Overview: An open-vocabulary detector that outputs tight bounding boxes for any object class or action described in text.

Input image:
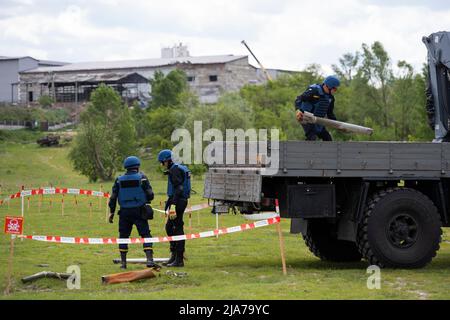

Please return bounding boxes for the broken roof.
[23,55,247,73]
[37,72,148,85]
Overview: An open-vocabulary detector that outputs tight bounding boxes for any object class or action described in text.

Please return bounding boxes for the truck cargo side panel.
[204,168,262,203]
[276,141,450,178]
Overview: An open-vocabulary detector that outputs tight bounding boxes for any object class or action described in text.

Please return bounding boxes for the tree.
[359,41,394,127]
[69,84,137,182]
[142,106,186,149]
[332,52,360,85]
[149,69,189,108]
[391,61,434,141]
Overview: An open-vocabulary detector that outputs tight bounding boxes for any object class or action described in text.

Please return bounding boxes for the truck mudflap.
[203,167,262,203]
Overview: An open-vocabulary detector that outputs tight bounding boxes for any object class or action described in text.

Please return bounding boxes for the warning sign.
[4,216,24,235]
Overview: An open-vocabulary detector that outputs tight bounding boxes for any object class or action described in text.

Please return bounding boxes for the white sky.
[1,0,449,74]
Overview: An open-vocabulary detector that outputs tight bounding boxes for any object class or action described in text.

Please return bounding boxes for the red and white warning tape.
[0,187,110,206]
[17,216,280,244]
[0,188,209,214]
[154,203,209,214]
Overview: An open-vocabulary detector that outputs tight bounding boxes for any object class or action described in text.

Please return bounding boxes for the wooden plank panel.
[392,159,441,171]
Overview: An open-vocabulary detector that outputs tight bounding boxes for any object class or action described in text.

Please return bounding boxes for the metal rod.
[241,40,273,81]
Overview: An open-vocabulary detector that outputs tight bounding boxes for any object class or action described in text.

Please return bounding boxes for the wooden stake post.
[38,194,42,214]
[275,199,287,275]
[20,187,24,241]
[215,212,219,239]
[99,185,103,210]
[20,186,24,218]
[4,234,15,295]
[74,195,78,216]
[4,216,24,295]
[105,198,109,223]
[63,194,66,216]
[188,212,192,232]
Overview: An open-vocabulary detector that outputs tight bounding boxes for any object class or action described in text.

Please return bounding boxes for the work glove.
[108,213,114,224]
[164,198,172,212]
[168,210,177,220]
[296,110,304,122]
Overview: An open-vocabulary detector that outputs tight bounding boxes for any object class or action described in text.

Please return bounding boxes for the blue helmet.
[123,156,141,169]
[324,75,340,89]
[158,149,173,162]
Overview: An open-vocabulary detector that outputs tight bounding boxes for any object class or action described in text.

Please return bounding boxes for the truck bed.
[274,141,450,178]
[204,141,450,202]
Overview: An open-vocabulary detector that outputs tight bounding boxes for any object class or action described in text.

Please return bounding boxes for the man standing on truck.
[158,149,191,267]
[295,75,340,141]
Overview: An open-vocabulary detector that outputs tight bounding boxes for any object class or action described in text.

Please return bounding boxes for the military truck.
[203,32,450,268]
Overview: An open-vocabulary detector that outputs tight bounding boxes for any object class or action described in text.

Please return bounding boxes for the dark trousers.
[118,207,152,252]
[302,124,333,141]
[165,198,188,253]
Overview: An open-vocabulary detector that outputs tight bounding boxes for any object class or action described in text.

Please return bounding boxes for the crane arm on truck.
[423,31,450,142]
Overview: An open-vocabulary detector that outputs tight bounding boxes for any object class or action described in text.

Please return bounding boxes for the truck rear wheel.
[303,221,362,262]
[357,188,442,268]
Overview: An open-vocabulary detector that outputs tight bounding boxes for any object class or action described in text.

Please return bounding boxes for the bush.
[0,129,43,143]
[38,95,54,108]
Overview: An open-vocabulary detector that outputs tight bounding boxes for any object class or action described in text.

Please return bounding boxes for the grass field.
[0,135,449,300]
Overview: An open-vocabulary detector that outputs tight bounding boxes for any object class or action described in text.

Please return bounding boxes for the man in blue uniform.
[157,149,191,267]
[109,156,157,269]
[295,75,340,141]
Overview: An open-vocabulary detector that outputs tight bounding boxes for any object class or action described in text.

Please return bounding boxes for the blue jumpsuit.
[165,163,191,254]
[109,169,154,253]
[295,83,337,141]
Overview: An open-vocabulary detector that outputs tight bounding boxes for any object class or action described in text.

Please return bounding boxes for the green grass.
[0,141,449,300]
[0,129,44,144]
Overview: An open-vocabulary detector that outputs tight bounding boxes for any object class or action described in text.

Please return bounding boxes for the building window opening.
[28,91,33,102]
[187,76,195,82]
[209,75,218,82]
[56,85,76,102]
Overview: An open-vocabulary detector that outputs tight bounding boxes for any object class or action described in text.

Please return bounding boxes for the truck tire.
[303,221,362,262]
[357,188,442,268]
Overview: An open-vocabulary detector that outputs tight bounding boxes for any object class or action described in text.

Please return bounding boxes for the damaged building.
[18,45,281,105]
[0,56,67,103]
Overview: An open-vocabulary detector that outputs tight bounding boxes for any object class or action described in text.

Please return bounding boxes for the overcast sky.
[1,0,449,74]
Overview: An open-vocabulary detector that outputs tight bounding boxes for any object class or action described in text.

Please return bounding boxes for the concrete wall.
[180,57,265,103]
[17,57,39,103]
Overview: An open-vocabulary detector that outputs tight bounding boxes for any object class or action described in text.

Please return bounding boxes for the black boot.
[145,249,161,269]
[167,251,184,267]
[120,251,127,269]
[163,251,176,266]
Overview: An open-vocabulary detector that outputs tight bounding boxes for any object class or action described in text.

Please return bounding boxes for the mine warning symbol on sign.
[4,216,24,235]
